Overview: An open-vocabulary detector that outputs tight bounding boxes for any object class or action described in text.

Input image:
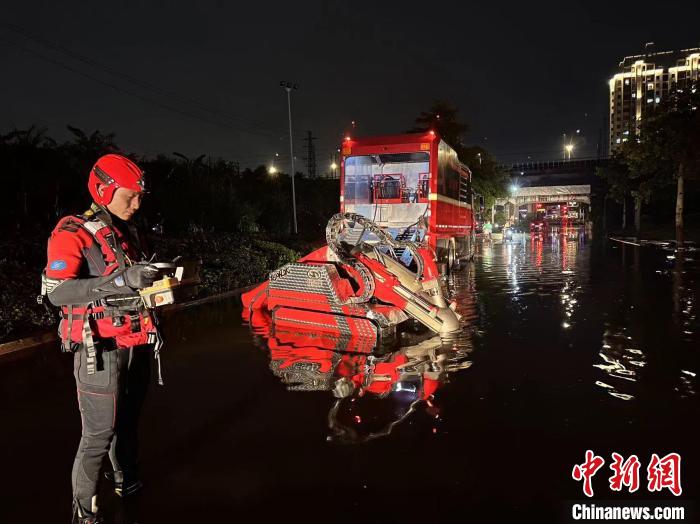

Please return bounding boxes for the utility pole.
[280,81,298,234]
[303,130,317,177]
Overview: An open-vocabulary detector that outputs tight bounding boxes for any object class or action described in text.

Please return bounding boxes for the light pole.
[280,81,298,234]
[510,183,519,223]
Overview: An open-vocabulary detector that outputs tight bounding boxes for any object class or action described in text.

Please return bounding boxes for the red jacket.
[45,205,154,348]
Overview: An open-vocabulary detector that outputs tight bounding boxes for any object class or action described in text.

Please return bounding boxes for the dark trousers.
[72,343,151,511]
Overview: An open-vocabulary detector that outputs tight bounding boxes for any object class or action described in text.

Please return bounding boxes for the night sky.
[2,1,699,169]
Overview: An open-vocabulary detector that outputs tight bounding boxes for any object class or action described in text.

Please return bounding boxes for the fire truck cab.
[340,132,475,270]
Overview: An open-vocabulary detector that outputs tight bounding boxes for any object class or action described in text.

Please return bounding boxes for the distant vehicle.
[530,220,546,233]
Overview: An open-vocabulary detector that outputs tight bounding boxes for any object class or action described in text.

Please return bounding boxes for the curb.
[0,285,255,358]
[0,331,58,357]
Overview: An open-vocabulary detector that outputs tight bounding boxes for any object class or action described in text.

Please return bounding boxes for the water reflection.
[248,327,473,442]
[592,243,698,401]
[594,326,646,401]
[670,252,698,397]
[238,230,699,444]
[671,254,696,342]
[476,232,696,402]
[476,231,590,304]
[677,369,696,398]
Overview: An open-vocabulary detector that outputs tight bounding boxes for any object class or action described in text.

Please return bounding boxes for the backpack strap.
[80,215,128,271]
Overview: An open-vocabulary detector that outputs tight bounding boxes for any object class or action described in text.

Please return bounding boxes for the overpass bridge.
[494,158,608,222]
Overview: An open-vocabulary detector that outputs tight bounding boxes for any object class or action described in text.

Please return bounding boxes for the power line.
[0,20,289,140]
[2,23,596,168]
[0,35,290,147]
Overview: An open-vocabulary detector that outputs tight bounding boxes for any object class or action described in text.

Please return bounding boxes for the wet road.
[1,233,698,522]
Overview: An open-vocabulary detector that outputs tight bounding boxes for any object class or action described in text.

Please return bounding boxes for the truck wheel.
[468,231,476,261]
[447,238,457,273]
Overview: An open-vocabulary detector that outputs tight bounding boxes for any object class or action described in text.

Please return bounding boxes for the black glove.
[123,264,160,289]
[47,273,135,306]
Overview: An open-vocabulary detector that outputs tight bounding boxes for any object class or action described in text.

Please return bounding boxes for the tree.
[410,101,507,215]
[64,126,118,168]
[634,81,700,248]
[616,140,659,241]
[409,100,468,151]
[596,155,632,231]
[2,125,59,221]
[2,125,56,149]
[597,82,699,243]
[462,146,509,214]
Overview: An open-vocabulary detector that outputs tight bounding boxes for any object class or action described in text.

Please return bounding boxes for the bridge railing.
[500,157,608,173]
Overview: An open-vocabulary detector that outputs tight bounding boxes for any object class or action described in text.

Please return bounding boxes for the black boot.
[72,498,103,524]
[104,469,143,497]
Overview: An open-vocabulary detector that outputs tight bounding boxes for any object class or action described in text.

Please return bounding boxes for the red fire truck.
[340,132,476,270]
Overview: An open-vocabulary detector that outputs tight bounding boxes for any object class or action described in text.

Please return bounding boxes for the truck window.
[344,152,430,204]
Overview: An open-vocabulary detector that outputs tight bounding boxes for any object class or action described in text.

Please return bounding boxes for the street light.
[565,143,574,160]
[280,80,299,234]
[268,165,278,175]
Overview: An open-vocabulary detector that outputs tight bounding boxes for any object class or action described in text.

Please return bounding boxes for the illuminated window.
[616,138,621,144]
[655,97,661,103]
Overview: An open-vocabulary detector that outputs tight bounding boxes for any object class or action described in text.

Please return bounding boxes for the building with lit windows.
[609,43,700,152]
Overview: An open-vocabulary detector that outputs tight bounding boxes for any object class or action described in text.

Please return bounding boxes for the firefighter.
[42,154,160,524]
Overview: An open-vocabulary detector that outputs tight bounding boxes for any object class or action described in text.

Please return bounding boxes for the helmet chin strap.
[90,202,124,226]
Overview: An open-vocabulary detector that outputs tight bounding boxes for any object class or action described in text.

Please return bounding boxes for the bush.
[0,229,300,343]
[150,231,299,296]
[0,232,56,342]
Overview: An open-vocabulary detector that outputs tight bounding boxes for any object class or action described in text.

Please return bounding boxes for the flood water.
[1,233,698,522]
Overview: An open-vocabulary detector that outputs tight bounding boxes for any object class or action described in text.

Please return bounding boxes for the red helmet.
[88,154,146,205]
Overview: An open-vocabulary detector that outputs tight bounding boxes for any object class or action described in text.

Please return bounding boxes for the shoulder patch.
[50,260,68,271]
